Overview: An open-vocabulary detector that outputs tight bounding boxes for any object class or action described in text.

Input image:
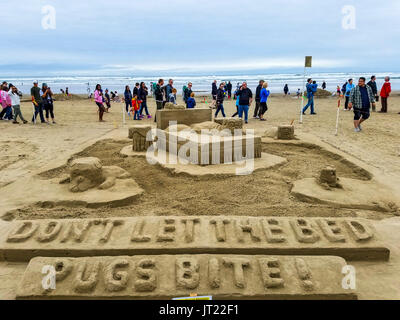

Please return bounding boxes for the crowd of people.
[300,75,393,132]
[1,75,395,133]
[0,80,56,124]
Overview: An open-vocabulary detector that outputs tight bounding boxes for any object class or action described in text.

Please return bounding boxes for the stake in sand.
[300,56,312,124]
[335,96,341,136]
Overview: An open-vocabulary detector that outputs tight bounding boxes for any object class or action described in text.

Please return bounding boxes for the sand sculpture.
[164,102,186,110]
[319,166,342,190]
[0,216,389,262]
[128,125,153,152]
[292,165,399,212]
[60,157,131,192]
[277,125,295,140]
[156,107,212,130]
[16,255,357,299]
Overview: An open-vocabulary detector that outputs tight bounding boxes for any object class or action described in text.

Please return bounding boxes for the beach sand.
[0,93,400,299]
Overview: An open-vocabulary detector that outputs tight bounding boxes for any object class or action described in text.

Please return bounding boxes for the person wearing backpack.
[154,79,164,122]
[301,78,317,115]
[183,82,193,107]
[344,79,355,111]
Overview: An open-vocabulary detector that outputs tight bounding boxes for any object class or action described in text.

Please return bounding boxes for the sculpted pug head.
[68,157,104,193]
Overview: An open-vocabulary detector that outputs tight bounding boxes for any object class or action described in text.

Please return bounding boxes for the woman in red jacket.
[379,76,391,113]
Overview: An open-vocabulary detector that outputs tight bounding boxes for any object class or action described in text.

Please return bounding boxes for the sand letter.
[258,258,284,289]
[6,221,38,243]
[156,219,176,242]
[290,219,320,243]
[210,219,230,242]
[222,257,250,289]
[261,219,286,243]
[234,218,262,243]
[36,221,62,243]
[60,220,92,243]
[345,220,374,242]
[208,258,221,289]
[104,259,130,292]
[181,218,200,243]
[134,259,157,292]
[131,219,151,242]
[176,257,200,290]
[317,219,346,243]
[73,260,101,293]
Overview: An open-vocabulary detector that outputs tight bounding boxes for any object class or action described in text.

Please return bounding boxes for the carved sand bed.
[6,139,394,221]
[16,255,356,300]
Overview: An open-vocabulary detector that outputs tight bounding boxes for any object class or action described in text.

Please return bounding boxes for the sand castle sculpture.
[59,157,131,192]
[318,166,343,190]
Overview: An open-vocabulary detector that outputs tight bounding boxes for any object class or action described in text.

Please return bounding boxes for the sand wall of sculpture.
[157,131,262,165]
[16,255,356,299]
[156,108,212,130]
[0,216,389,261]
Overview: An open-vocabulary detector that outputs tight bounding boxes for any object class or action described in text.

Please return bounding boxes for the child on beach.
[186,92,196,108]
[169,88,177,104]
[131,95,142,120]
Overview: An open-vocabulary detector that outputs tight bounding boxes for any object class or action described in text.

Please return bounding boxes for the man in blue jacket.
[344,79,355,110]
[302,79,317,115]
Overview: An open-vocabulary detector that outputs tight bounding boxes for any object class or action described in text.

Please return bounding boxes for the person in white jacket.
[9,84,27,124]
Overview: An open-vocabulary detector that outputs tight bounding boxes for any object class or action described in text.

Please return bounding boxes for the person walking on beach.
[253,80,264,119]
[237,82,253,124]
[183,82,193,107]
[367,76,378,111]
[94,84,106,122]
[215,83,226,118]
[154,79,164,122]
[284,84,289,96]
[341,81,347,96]
[379,76,391,113]
[232,87,240,117]
[41,83,56,124]
[0,82,13,121]
[31,80,46,124]
[344,79,354,111]
[139,82,151,118]
[302,78,317,115]
[124,86,133,114]
[259,82,270,121]
[227,81,232,99]
[211,80,218,102]
[104,89,111,111]
[8,84,27,124]
[322,81,327,90]
[349,77,376,132]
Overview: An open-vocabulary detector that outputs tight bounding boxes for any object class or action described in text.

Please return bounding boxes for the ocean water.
[3,72,399,96]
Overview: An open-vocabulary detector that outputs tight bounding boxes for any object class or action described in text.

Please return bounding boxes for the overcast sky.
[1,0,399,76]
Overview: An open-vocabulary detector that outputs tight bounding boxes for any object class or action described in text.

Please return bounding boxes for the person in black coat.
[253,80,264,118]
[211,80,218,101]
[227,81,232,99]
[367,75,378,111]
